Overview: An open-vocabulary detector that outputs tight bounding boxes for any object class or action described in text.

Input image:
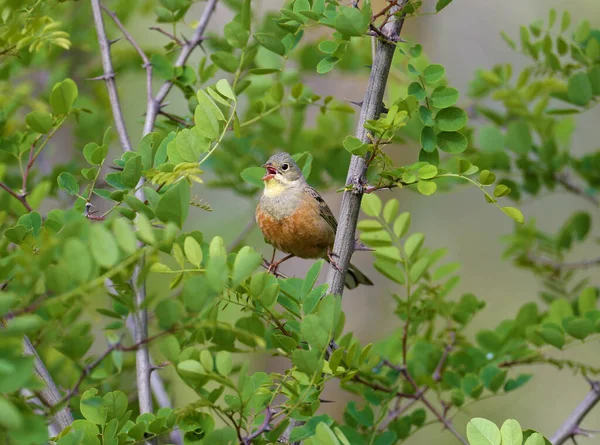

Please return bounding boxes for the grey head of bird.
[261,152,304,185]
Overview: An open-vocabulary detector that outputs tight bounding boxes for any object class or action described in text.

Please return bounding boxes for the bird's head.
[261,152,303,196]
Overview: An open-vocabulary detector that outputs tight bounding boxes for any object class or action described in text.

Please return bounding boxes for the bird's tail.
[345,263,374,289]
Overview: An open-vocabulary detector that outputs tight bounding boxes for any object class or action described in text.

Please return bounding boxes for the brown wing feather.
[305,186,337,233]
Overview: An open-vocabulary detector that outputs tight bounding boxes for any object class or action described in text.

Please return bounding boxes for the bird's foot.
[327,249,343,273]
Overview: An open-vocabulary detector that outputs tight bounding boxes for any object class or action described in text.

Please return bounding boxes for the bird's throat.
[263,179,287,198]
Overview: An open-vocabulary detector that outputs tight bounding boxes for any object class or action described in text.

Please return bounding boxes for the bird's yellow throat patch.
[263,178,288,198]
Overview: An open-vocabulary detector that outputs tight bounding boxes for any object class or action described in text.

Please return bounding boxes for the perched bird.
[255,152,373,289]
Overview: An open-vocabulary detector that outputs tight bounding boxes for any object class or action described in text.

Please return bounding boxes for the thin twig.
[527,253,600,272]
[324,1,408,296]
[551,380,600,445]
[0,181,32,212]
[54,342,120,408]
[228,219,256,252]
[433,331,456,382]
[149,26,184,45]
[143,0,218,135]
[90,0,133,153]
[242,407,275,444]
[555,172,599,207]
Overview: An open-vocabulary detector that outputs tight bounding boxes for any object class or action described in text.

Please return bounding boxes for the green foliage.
[0,1,599,445]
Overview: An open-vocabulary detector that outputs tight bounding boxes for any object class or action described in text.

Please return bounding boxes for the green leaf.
[560,10,571,32]
[0,397,24,430]
[80,389,107,426]
[315,423,340,445]
[167,128,210,163]
[317,57,340,74]
[417,179,437,196]
[216,79,236,101]
[382,199,399,223]
[419,106,434,126]
[430,86,459,108]
[393,212,411,238]
[122,155,142,188]
[50,78,78,115]
[155,180,190,228]
[479,170,496,185]
[195,90,225,140]
[421,127,437,152]
[64,238,93,282]
[90,225,119,268]
[408,82,426,100]
[361,194,382,217]
[524,433,545,445]
[210,51,239,73]
[232,246,262,286]
[224,20,249,48]
[26,111,53,133]
[335,7,369,38]
[538,324,565,349]
[216,351,233,376]
[184,236,203,268]
[506,121,532,155]
[437,131,468,153]
[504,374,532,392]
[301,314,330,349]
[478,125,504,152]
[423,64,445,83]
[255,33,286,56]
[563,317,593,339]
[240,167,264,188]
[567,72,593,106]
[57,172,79,196]
[435,107,467,131]
[435,0,453,12]
[500,419,523,445]
[501,207,524,224]
[343,136,368,156]
[156,299,184,329]
[292,349,323,375]
[404,233,424,258]
[466,418,501,445]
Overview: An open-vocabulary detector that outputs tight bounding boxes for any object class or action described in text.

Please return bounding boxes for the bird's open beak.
[261,163,277,181]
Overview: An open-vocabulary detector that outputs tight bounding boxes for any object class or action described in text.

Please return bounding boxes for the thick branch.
[551,380,600,445]
[23,337,74,430]
[100,5,154,113]
[325,2,408,296]
[90,0,133,152]
[91,1,153,434]
[143,0,218,135]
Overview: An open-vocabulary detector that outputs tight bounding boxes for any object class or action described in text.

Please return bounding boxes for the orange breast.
[256,197,335,259]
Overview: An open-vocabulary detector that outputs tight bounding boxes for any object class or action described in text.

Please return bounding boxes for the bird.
[255,152,373,289]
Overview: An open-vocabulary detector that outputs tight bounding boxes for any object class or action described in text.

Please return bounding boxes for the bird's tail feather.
[345,263,374,289]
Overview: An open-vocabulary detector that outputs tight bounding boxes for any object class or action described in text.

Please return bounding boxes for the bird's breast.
[256,192,334,259]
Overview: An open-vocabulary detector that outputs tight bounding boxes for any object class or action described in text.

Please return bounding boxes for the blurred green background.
[101,0,600,442]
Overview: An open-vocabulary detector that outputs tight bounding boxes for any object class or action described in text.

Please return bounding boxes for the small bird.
[255,152,373,289]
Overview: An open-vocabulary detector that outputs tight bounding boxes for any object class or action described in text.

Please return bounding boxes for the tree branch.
[551,380,600,445]
[100,5,153,112]
[555,172,599,207]
[23,337,74,430]
[0,181,32,212]
[527,253,600,272]
[90,0,133,153]
[142,0,218,135]
[325,1,408,296]
[90,3,153,437]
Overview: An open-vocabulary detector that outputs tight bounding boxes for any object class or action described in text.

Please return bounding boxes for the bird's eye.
[281,163,289,171]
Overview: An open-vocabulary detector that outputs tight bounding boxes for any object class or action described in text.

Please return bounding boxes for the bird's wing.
[305,186,338,233]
